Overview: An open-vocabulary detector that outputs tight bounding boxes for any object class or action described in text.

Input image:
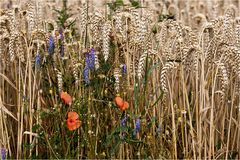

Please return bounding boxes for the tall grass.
[0,0,240,159]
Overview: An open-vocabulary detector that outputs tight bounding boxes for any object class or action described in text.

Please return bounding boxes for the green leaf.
[110,139,121,155]
[115,0,124,6]
[125,138,142,144]
[130,0,140,8]
[134,83,140,109]
[32,124,40,132]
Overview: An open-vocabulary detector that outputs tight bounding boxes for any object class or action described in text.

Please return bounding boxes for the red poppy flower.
[120,101,129,111]
[60,91,72,105]
[115,96,124,108]
[67,112,81,131]
[114,96,129,111]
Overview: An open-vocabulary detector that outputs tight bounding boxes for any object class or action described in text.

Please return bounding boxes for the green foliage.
[107,0,124,11]
[105,124,142,156]
[129,0,141,8]
[54,0,76,29]
[107,0,142,12]
[158,14,175,22]
[151,25,157,34]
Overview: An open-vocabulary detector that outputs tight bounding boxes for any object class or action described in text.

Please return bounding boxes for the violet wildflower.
[35,53,41,68]
[89,48,96,68]
[1,148,6,160]
[83,66,90,84]
[86,48,95,70]
[122,64,127,75]
[48,35,55,56]
[133,118,141,139]
[121,116,127,127]
[135,118,140,133]
[83,48,96,84]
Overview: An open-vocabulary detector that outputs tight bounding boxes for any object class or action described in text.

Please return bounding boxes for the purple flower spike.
[135,118,140,133]
[83,48,96,84]
[86,48,95,70]
[90,48,96,54]
[122,64,127,75]
[48,35,55,56]
[1,148,6,160]
[121,116,127,127]
[83,66,90,84]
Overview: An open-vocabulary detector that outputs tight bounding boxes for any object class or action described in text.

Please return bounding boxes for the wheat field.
[0,0,240,159]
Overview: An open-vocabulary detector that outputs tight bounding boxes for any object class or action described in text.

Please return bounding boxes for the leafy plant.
[54,0,76,29]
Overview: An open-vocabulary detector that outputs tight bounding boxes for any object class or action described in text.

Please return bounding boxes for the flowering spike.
[1,148,6,160]
[95,52,100,70]
[121,64,127,75]
[135,118,140,133]
[83,66,90,84]
[56,70,63,93]
[102,21,111,61]
[121,116,127,127]
[48,35,55,56]
[86,48,95,70]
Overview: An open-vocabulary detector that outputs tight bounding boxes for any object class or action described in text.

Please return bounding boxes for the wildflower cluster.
[1,0,239,159]
[114,96,129,111]
[83,48,96,84]
[48,35,55,56]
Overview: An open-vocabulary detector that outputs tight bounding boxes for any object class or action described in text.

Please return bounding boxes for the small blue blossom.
[121,116,127,127]
[35,53,41,68]
[1,148,6,160]
[83,66,90,84]
[86,48,95,70]
[122,64,127,75]
[48,35,55,56]
[135,118,140,133]
[83,48,96,84]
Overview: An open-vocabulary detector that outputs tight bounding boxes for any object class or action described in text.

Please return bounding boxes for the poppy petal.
[75,120,81,128]
[67,119,81,131]
[115,96,124,108]
[123,101,129,108]
[121,101,129,111]
[68,124,76,131]
[60,91,72,105]
[67,118,75,126]
[68,111,79,119]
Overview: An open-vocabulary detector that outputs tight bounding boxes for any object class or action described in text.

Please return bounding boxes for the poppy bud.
[115,96,124,108]
[60,91,72,105]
